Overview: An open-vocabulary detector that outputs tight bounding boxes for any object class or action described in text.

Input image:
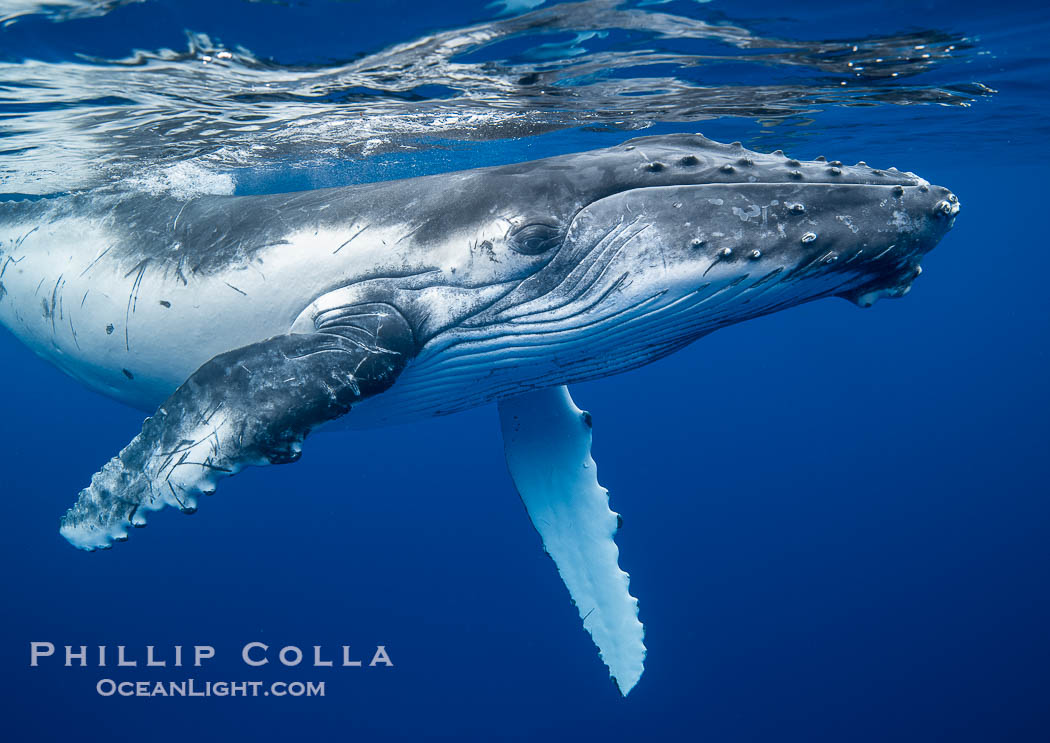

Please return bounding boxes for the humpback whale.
[0,134,959,694]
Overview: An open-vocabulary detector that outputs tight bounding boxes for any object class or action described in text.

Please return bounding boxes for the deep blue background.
[2,1,1048,741]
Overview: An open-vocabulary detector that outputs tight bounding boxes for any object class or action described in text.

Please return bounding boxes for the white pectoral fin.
[60,311,413,552]
[498,385,645,695]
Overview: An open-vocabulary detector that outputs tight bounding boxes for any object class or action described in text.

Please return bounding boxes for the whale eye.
[509,222,561,255]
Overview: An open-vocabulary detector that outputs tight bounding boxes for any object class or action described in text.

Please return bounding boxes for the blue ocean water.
[1,0,1047,740]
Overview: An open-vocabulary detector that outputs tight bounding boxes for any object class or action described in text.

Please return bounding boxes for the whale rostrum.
[0,134,959,694]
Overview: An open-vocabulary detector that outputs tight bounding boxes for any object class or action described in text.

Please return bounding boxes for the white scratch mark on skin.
[172,201,190,233]
[872,243,897,261]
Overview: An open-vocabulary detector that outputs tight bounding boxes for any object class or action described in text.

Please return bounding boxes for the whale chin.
[840,264,923,308]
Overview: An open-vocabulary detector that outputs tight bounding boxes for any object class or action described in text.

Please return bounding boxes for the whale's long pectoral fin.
[60,306,413,550]
[498,386,645,695]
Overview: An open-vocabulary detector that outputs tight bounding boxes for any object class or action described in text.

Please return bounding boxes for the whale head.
[451,134,959,374]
